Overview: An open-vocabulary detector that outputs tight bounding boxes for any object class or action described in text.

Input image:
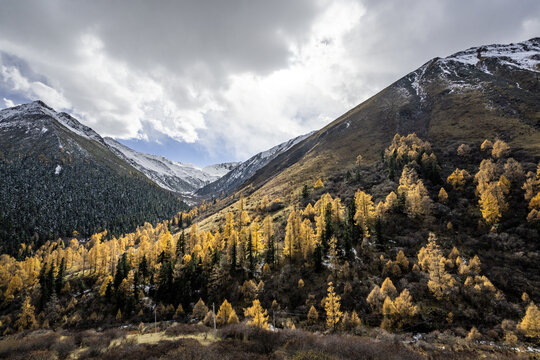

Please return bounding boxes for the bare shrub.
[164,323,209,336]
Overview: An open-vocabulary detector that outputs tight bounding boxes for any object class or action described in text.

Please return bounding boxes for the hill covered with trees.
[0,101,187,255]
[0,133,539,358]
[0,39,539,359]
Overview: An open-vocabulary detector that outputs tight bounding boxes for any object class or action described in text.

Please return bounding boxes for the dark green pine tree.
[314,243,324,272]
[138,255,149,280]
[38,264,50,309]
[157,261,174,304]
[247,232,254,277]
[133,269,140,301]
[47,263,56,297]
[55,257,66,294]
[302,184,310,199]
[176,231,186,259]
[265,235,275,268]
[114,253,129,289]
[230,239,237,273]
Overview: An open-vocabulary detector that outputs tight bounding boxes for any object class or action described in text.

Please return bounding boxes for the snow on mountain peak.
[442,37,540,73]
[104,137,236,194]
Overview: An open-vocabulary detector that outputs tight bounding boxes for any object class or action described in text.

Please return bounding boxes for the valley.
[0,37,539,360]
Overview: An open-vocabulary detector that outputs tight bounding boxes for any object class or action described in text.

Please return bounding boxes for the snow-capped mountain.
[196,132,313,197]
[0,100,186,253]
[104,137,236,194]
[230,38,540,204]
[402,37,540,104]
[202,162,240,178]
[0,101,111,160]
[0,100,239,196]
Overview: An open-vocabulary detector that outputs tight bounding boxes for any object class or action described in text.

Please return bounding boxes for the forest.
[0,152,186,255]
[0,134,539,359]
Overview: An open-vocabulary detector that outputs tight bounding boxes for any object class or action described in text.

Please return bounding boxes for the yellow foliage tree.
[324,282,343,330]
[314,178,324,189]
[192,298,209,321]
[381,289,417,330]
[216,299,236,326]
[307,305,319,324]
[479,187,503,225]
[438,187,448,203]
[228,311,239,324]
[428,258,458,300]
[174,304,184,318]
[354,190,375,238]
[15,296,37,331]
[396,250,409,271]
[98,275,113,297]
[244,299,269,329]
[529,192,540,210]
[517,302,540,339]
[447,169,470,191]
[381,277,397,299]
[492,139,510,158]
[366,285,385,312]
[480,139,493,151]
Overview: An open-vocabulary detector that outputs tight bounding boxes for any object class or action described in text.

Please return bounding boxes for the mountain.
[202,162,240,178]
[2,39,540,356]
[196,132,313,198]
[0,101,186,254]
[104,137,237,194]
[232,38,540,203]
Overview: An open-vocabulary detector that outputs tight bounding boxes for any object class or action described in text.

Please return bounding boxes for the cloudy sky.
[0,0,539,166]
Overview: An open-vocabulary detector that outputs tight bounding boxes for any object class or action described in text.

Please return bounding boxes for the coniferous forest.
[0,7,539,356]
[1,134,539,359]
[0,153,186,255]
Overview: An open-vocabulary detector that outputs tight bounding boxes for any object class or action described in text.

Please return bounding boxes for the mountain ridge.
[0,100,187,254]
[237,37,540,199]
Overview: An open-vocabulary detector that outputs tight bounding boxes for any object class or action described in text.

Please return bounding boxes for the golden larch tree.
[518,302,540,339]
[216,299,236,326]
[308,305,319,324]
[244,299,269,329]
[323,282,343,330]
[354,190,375,238]
[16,296,37,331]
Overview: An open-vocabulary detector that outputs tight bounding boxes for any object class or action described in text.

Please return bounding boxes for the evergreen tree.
[314,243,324,272]
[38,264,50,309]
[157,261,174,303]
[302,184,310,199]
[138,255,149,280]
[247,232,255,276]
[265,235,275,268]
[55,257,65,294]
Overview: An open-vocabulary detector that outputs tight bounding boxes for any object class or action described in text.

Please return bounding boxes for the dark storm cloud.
[0,0,320,82]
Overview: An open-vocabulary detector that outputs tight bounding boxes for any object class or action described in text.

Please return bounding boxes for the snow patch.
[410,63,428,102]
[443,39,540,74]
[104,137,221,193]
[54,165,62,175]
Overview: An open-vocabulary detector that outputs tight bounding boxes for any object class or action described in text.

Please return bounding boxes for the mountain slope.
[238,38,540,202]
[196,132,313,198]
[202,162,240,178]
[0,101,186,254]
[104,137,235,194]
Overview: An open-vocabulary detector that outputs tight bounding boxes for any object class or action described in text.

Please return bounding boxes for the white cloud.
[3,97,15,108]
[201,0,365,158]
[0,63,71,110]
